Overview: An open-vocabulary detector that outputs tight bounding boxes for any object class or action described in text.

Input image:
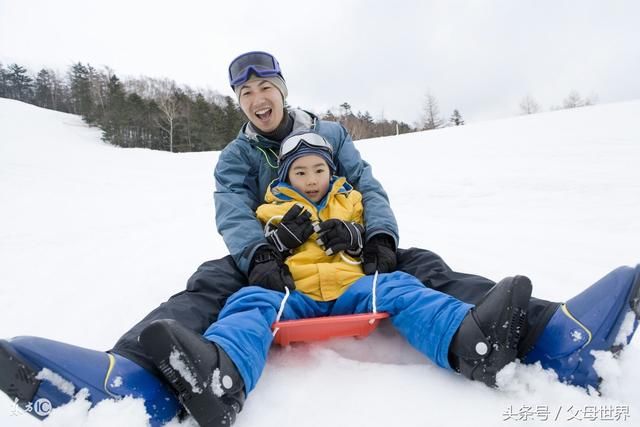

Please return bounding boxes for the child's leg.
[333,271,532,387]
[332,271,472,369]
[203,286,320,393]
[139,286,321,427]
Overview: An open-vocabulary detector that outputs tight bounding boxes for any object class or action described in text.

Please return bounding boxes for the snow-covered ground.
[1,97,639,426]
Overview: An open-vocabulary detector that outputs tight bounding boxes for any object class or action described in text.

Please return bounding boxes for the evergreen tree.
[68,63,94,120]
[125,93,152,148]
[0,63,8,98]
[101,74,128,146]
[34,69,55,109]
[221,96,245,143]
[449,109,465,126]
[189,94,214,151]
[6,63,34,102]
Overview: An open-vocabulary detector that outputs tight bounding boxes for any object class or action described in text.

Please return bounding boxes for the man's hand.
[314,219,364,256]
[362,234,397,274]
[248,246,296,292]
[266,204,314,252]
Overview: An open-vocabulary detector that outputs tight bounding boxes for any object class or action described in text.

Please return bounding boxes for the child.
[139,131,533,426]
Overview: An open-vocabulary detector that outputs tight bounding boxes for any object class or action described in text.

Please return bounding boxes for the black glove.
[314,219,365,256]
[248,246,296,292]
[362,234,397,274]
[266,204,314,253]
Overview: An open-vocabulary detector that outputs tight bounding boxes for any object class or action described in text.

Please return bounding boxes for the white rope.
[340,252,362,265]
[369,270,379,325]
[272,286,291,337]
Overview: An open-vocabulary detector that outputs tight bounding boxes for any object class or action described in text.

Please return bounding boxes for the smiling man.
[235,75,286,134]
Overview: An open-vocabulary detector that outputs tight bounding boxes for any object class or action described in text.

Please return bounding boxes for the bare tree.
[519,95,541,115]
[150,78,179,152]
[422,92,443,130]
[563,90,584,109]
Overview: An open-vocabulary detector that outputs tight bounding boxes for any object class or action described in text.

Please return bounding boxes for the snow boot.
[139,319,246,427]
[524,264,640,389]
[0,337,179,426]
[449,275,532,387]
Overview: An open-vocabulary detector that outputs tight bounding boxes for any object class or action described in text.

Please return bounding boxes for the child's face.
[287,155,331,203]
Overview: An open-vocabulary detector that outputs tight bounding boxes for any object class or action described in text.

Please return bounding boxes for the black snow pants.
[111,247,559,375]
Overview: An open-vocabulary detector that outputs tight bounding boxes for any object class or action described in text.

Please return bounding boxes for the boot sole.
[609,268,640,354]
[0,340,40,407]
[506,276,533,351]
[140,320,235,426]
[473,276,532,385]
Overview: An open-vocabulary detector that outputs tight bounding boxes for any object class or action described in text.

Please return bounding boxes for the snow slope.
[1,98,639,426]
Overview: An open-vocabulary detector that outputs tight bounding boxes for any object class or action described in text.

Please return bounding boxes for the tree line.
[1,62,600,151]
[0,62,247,152]
[0,61,430,152]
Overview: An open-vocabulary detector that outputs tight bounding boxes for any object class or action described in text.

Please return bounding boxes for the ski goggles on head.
[228,51,282,87]
[278,131,333,161]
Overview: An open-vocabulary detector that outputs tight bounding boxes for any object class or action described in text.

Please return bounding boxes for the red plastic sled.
[272,312,390,346]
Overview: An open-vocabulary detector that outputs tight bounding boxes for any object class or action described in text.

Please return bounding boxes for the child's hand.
[266,204,314,252]
[314,219,364,256]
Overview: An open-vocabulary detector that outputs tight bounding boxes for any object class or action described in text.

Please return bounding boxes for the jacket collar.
[265,176,352,210]
[239,109,318,149]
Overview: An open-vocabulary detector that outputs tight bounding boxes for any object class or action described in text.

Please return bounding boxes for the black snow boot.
[139,319,245,427]
[449,275,532,387]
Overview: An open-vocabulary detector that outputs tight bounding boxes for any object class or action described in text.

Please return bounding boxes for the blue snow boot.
[0,336,180,426]
[524,265,640,389]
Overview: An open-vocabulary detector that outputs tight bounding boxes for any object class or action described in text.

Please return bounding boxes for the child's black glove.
[248,246,296,292]
[266,204,314,253]
[314,219,365,256]
[362,234,397,274]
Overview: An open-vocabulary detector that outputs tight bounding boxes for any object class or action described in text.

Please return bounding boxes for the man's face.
[238,78,284,133]
[287,155,331,203]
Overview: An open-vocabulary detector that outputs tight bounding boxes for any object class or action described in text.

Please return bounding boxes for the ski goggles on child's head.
[228,51,282,88]
[278,131,334,161]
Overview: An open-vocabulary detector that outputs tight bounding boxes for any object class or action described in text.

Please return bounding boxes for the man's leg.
[396,247,559,357]
[111,255,247,374]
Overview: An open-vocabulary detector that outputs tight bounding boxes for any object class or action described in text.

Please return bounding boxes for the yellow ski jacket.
[256,177,365,301]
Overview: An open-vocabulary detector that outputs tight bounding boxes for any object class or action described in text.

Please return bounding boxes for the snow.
[614,311,637,347]
[169,349,202,394]
[35,368,76,397]
[1,97,639,426]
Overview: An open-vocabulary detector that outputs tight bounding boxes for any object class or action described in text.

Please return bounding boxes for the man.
[2,51,638,426]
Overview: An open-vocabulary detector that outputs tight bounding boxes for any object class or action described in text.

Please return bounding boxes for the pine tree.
[34,69,55,109]
[6,64,34,102]
[449,109,465,126]
[0,63,8,98]
[68,63,94,120]
[101,74,128,146]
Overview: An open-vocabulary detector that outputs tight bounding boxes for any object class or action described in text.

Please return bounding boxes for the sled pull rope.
[369,270,379,325]
[272,286,291,337]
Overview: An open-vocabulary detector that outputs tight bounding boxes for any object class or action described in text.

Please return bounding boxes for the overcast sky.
[1,0,639,125]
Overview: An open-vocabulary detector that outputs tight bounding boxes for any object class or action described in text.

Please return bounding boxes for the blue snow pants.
[203,271,473,393]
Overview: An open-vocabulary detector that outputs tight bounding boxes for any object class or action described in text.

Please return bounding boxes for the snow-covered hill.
[1,98,639,426]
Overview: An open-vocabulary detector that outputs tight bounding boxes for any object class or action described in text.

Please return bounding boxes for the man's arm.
[321,122,399,247]
[214,145,269,274]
